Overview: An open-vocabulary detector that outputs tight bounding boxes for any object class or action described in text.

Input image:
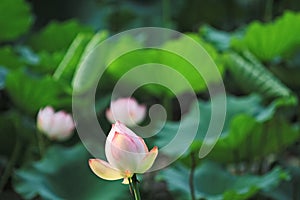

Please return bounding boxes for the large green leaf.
[0,47,25,69]
[224,51,297,107]
[54,31,108,85]
[33,51,65,74]
[106,34,223,97]
[71,31,116,93]
[199,25,235,51]
[27,20,93,53]
[154,94,271,149]
[158,161,289,200]
[108,48,199,97]
[14,46,65,74]
[207,115,300,163]
[5,70,71,115]
[53,33,93,82]
[154,94,299,163]
[13,144,127,200]
[270,65,300,89]
[0,0,33,42]
[231,11,300,61]
[262,166,300,200]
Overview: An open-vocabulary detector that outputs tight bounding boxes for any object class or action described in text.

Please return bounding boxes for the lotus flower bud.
[37,106,75,141]
[89,121,158,184]
[106,97,146,126]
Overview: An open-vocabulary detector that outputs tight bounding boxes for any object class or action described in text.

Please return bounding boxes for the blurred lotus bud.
[106,97,146,126]
[37,106,75,141]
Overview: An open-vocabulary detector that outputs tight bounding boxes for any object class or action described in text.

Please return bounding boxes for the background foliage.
[0,0,300,199]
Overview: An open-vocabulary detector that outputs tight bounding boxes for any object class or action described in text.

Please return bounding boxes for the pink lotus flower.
[106,97,146,126]
[89,121,158,184]
[37,106,75,141]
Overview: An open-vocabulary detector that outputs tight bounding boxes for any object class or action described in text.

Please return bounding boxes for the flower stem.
[128,178,134,199]
[0,139,22,192]
[129,174,141,200]
[189,152,196,200]
[36,130,45,157]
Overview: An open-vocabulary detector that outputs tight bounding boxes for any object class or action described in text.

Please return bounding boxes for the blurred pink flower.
[89,121,158,184]
[37,106,75,141]
[106,97,146,126]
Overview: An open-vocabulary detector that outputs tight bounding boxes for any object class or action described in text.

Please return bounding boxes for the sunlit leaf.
[231,11,300,61]
[106,34,223,97]
[224,51,296,106]
[53,33,93,82]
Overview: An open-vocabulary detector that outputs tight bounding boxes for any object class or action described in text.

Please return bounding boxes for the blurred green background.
[1,0,300,199]
[27,0,300,32]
